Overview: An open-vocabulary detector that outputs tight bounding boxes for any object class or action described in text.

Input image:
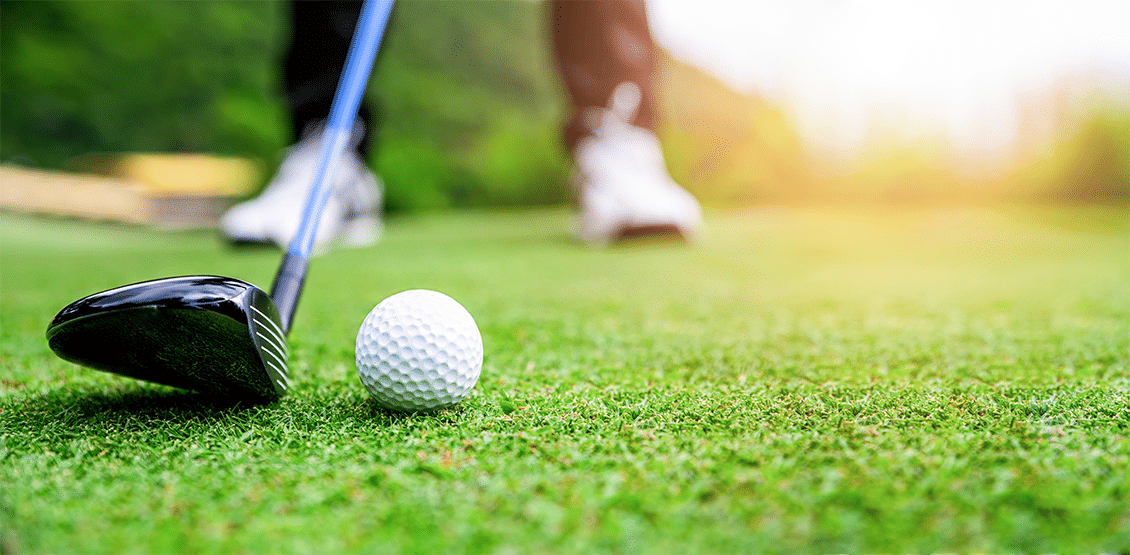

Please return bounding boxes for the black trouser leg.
[283,0,373,156]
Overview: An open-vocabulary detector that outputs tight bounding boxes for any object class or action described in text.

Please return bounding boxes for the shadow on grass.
[73,386,265,414]
[347,394,482,427]
[3,381,492,438]
[2,383,272,430]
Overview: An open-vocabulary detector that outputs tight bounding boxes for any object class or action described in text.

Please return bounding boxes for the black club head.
[47,276,289,401]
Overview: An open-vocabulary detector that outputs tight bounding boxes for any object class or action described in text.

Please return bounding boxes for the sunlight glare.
[649,0,1130,164]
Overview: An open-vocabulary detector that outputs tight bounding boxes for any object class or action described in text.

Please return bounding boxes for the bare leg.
[550,1,702,245]
[551,0,659,151]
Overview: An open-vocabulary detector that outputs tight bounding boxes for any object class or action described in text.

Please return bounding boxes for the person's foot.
[573,82,702,246]
[221,121,382,251]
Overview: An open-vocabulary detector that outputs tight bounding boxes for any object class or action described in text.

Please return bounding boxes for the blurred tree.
[368,0,570,211]
[655,50,810,205]
[1044,108,1129,201]
[0,1,289,167]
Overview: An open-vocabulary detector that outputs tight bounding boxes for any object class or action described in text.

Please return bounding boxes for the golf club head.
[47,276,289,401]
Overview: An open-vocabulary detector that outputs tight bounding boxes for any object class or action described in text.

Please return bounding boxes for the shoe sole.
[615,223,688,242]
[225,237,278,249]
[223,213,381,251]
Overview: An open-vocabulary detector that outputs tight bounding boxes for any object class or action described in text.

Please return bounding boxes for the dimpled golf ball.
[356,289,483,412]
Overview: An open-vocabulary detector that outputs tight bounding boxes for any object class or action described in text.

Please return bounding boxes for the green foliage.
[0,1,289,167]
[1,206,1128,552]
[1007,104,1130,201]
[656,54,812,206]
[368,1,569,211]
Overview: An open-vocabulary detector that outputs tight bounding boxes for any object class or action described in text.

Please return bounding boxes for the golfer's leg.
[550,0,702,245]
[221,0,383,249]
[551,0,658,151]
[284,0,373,155]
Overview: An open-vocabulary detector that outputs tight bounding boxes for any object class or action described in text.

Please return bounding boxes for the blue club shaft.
[290,0,393,258]
[271,0,394,333]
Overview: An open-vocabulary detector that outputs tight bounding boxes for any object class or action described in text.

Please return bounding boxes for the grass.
[1,204,1127,554]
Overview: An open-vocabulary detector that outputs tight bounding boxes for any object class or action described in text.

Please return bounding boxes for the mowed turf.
[1,205,1127,553]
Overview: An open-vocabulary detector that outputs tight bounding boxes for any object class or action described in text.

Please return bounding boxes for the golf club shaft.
[271,0,394,333]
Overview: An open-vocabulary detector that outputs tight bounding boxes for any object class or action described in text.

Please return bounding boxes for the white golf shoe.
[221,122,382,251]
[573,82,702,246]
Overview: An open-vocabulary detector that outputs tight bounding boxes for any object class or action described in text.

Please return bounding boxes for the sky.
[648,0,1130,162]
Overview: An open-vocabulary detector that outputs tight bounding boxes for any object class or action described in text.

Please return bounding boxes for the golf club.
[46,0,395,402]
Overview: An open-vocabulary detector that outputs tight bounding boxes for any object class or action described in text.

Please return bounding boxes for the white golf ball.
[355,289,483,412]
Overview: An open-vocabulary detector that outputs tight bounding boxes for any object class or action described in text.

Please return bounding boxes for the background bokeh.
[1,0,1126,213]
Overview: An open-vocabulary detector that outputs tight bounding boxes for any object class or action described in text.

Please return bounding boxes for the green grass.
[1,205,1127,554]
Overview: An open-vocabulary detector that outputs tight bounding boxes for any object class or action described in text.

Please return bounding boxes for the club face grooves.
[46,276,288,401]
[247,292,290,397]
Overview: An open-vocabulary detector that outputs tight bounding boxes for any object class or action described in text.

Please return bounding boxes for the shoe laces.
[578,83,670,191]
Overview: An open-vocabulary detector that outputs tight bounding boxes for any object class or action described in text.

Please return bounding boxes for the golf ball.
[355,289,483,412]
